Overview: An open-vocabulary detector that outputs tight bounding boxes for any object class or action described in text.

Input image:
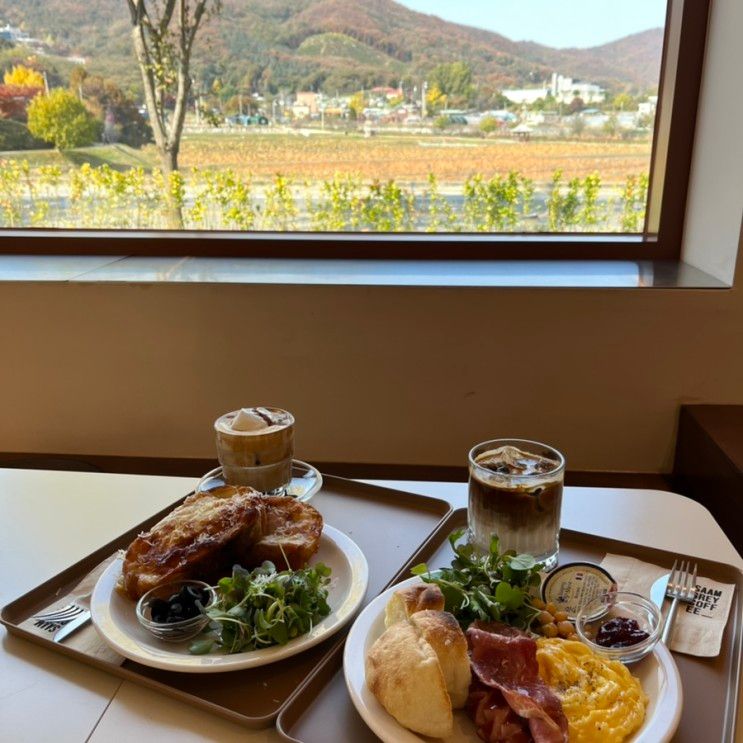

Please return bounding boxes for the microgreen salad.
[189,560,332,655]
[411,528,543,631]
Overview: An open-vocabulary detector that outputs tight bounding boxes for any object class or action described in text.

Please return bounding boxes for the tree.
[27,89,101,149]
[0,85,42,121]
[428,62,474,108]
[79,74,152,147]
[348,91,365,120]
[124,0,220,174]
[125,0,221,227]
[4,65,44,90]
[568,96,585,114]
[612,92,634,111]
[425,83,447,115]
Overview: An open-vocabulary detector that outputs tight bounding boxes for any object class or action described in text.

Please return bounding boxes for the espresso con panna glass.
[214,407,294,493]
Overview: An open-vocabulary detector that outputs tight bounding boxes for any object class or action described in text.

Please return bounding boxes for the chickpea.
[567,633,579,641]
[542,622,558,638]
[557,621,574,637]
[545,602,558,615]
[537,610,554,625]
[531,598,546,610]
[553,610,569,622]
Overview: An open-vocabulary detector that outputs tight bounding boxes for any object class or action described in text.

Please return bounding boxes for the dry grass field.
[178,131,652,185]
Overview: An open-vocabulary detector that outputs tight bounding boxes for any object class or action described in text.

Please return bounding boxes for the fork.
[660,559,698,645]
[32,603,87,632]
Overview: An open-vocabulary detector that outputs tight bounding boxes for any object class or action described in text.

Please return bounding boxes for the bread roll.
[366,620,454,738]
[384,583,445,627]
[409,610,471,709]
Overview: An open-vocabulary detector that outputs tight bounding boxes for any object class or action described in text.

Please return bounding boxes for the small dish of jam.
[575,591,662,664]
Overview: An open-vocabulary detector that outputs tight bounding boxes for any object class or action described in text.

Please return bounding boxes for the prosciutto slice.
[466,622,568,743]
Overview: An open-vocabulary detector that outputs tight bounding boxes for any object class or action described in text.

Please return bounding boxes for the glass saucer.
[195,459,322,502]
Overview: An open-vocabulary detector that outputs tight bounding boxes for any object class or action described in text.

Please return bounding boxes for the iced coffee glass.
[214,407,294,493]
[468,438,565,570]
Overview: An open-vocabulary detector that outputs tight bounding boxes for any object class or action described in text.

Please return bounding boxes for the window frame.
[0,0,710,261]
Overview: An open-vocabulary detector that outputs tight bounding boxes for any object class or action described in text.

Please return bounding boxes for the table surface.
[1,468,741,743]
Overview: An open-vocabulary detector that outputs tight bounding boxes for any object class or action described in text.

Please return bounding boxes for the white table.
[1,469,740,743]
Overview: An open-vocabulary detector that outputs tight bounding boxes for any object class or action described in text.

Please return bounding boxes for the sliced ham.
[466,622,568,743]
[467,682,531,742]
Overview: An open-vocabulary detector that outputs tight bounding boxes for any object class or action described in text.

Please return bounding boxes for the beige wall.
[2,0,743,475]
[2,263,743,473]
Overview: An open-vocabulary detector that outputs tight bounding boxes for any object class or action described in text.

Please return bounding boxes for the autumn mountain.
[0,0,662,99]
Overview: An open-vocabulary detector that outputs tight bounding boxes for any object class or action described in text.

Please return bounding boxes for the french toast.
[121,486,323,600]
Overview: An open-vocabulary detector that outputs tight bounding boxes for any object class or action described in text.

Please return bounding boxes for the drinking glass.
[468,438,565,570]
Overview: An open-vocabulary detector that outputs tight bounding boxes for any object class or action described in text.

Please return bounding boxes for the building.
[501,86,551,105]
[502,72,605,106]
[550,73,605,104]
[294,91,320,116]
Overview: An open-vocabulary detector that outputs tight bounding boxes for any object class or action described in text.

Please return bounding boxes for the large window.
[0,0,709,258]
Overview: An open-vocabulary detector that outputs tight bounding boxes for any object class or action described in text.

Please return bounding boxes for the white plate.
[91,525,368,673]
[344,576,683,743]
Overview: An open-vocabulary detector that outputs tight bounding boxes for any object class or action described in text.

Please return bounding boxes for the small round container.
[136,580,216,643]
[575,591,662,664]
[541,561,617,620]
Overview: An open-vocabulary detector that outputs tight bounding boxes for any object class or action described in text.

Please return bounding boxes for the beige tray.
[277,508,743,742]
[0,475,452,729]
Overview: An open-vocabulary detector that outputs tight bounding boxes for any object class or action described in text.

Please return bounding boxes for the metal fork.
[32,603,87,632]
[660,559,698,644]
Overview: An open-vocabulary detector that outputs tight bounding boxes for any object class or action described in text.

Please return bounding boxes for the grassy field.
[0,131,650,232]
[1,130,652,186]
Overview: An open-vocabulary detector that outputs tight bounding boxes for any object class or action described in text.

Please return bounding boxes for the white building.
[502,72,605,106]
[638,96,659,117]
[501,86,551,105]
[551,73,605,104]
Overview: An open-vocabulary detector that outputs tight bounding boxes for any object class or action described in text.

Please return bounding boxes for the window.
[0,0,709,259]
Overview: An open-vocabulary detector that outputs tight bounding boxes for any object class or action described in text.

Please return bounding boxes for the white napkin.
[600,553,735,657]
[20,553,124,665]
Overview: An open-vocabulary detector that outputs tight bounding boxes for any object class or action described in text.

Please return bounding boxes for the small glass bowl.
[575,591,662,664]
[135,580,216,643]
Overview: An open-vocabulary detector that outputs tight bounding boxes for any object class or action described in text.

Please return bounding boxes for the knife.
[650,573,670,610]
[53,610,92,643]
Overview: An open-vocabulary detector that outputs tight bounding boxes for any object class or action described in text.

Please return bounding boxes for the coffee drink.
[214,407,294,492]
[468,441,564,569]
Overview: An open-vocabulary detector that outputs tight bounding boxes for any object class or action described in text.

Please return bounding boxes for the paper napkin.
[600,553,736,657]
[19,553,124,665]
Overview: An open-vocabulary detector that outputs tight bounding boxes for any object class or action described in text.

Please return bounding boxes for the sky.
[396,1,667,49]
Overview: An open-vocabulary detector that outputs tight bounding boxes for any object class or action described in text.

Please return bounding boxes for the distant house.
[294,92,320,116]
[0,24,26,42]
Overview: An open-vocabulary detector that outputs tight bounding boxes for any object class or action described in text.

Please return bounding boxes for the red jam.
[595,617,650,648]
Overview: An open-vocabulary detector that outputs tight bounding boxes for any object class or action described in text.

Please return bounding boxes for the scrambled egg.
[536,638,647,743]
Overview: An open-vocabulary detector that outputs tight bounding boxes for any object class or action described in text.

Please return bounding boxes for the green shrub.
[0,119,49,151]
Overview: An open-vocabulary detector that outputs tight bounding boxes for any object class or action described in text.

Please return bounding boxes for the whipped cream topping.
[216,407,293,435]
[232,408,269,432]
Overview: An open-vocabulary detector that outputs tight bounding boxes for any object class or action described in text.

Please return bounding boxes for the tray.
[0,475,452,729]
[277,508,743,743]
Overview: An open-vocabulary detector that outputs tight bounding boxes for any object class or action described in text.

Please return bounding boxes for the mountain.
[0,0,662,99]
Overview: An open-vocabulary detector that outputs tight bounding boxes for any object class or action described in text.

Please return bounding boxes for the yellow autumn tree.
[425,84,447,115]
[4,64,44,89]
